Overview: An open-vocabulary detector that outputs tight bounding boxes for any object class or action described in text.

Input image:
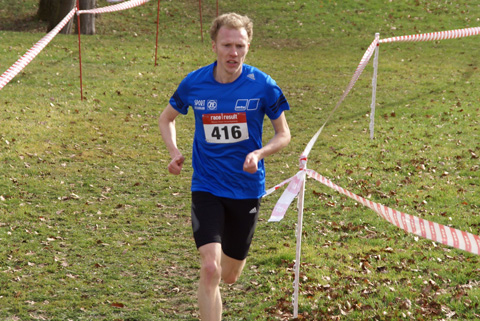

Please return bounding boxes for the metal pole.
[198,0,203,42]
[154,0,161,66]
[369,33,380,140]
[293,171,306,317]
[76,0,83,101]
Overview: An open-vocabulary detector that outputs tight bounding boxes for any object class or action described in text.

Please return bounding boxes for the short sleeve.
[169,77,190,115]
[264,76,290,120]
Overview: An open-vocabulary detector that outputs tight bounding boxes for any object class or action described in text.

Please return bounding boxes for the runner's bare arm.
[243,112,291,174]
[159,104,185,175]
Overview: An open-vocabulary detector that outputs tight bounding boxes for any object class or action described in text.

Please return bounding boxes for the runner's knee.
[201,260,222,285]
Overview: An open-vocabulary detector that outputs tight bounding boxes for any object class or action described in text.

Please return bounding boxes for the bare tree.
[37,0,96,35]
[37,0,56,22]
[79,0,96,35]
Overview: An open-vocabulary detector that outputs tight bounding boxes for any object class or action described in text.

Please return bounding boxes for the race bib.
[202,112,249,144]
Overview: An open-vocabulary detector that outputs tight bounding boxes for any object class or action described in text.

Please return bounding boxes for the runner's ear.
[212,40,217,53]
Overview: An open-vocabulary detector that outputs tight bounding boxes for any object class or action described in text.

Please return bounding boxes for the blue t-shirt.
[169,62,290,199]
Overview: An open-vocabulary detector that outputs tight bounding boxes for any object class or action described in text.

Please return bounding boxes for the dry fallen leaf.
[111,302,125,308]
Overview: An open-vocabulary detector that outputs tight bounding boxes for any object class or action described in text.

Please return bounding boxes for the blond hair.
[209,13,253,42]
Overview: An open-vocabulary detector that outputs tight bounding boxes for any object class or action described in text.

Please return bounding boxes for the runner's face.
[212,26,250,82]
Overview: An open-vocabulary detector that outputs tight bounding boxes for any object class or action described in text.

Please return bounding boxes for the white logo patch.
[235,98,260,111]
[247,99,260,111]
[194,99,206,110]
[207,100,218,110]
[234,99,248,111]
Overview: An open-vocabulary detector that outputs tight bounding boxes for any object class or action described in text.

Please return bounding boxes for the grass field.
[1,0,479,320]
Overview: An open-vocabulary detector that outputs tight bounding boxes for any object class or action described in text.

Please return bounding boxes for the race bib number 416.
[202,112,249,144]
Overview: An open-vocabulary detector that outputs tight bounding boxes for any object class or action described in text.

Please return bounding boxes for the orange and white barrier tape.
[379,26,480,44]
[266,26,480,317]
[302,38,379,151]
[264,175,295,197]
[0,0,150,92]
[267,25,480,256]
[0,8,76,91]
[267,163,480,255]
[268,169,306,222]
[77,0,149,15]
[267,156,307,222]
[305,169,480,256]
[265,39,379,219]
[272,26,480,162]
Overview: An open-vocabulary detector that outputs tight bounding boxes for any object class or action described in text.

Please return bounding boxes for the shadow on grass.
[0,15,47,33]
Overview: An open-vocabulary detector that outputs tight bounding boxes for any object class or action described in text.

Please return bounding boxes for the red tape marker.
[0,0,150,92]
[77,0,149,15]
[379,27,480,44]
[0,9,76,90]
[302,169,480,256]
[268,170,306,222]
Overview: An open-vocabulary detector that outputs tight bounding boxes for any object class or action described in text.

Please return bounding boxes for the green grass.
[1,0,480,320]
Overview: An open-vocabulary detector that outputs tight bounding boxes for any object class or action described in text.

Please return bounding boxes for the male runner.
[159,12,291,320]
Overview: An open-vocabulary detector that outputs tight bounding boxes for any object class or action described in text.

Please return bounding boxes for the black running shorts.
[191,191,261,260]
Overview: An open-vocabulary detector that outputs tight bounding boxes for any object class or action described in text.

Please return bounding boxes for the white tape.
[268,170,306,222]
[379,26,480,44]
[305,169,480,255]
[0,8,76,90]
[77,0,149,15]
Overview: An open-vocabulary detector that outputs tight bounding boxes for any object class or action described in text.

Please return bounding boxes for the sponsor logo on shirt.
[207,100,218,111]
[235,99,248,111]
[194,99,205,110]
[235,98,260,111]
[247,99,260,111]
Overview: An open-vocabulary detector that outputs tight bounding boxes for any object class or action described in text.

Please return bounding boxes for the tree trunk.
[79,0,96,35]
[42,0,75,34]
[37,0,55,22]
[58,0,76,34]
[38,0,96,35]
